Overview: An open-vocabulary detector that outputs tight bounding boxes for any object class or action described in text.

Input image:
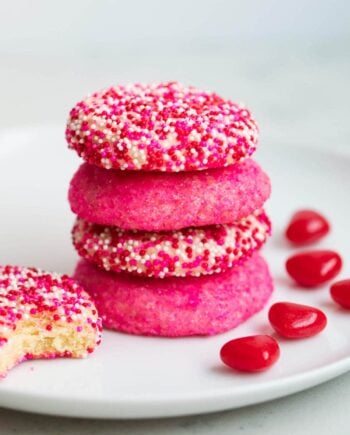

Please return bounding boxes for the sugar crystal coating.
[74,253,273,337]
[69,159,270,231]
[66,82,259,172]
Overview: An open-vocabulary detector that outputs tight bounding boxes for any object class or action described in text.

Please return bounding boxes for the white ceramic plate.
[0,126,349,419]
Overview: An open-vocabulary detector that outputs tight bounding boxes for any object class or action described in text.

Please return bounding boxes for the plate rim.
[1,356,350,419]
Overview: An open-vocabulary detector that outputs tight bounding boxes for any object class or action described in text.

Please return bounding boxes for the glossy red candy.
[330,280,350,309]
[286,250,342,287]
[286,210,330,245]
[220,335,280,373]
[268,302,327,338]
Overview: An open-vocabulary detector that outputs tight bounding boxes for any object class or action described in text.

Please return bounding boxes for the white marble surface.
[0,43,350,433]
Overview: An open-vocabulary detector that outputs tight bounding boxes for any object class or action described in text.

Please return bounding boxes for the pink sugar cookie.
[66,81,259,172]
[74,253,273,337]
[0,265,102,378]
[72,210,271,278]
[69,159,271,231]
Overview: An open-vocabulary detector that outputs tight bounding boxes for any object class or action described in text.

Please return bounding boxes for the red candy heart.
[330,280,350,309]
[286,250,342,287]
[268,302,327,338]
[220,335,280,373]
[285,210,330,245]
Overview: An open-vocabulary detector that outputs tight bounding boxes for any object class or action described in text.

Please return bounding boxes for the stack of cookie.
[66,82,273,337]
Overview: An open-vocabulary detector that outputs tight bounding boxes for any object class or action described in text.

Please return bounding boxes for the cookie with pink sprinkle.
[69,159,270,231]
[0,265,102,378]
[66,81,259,172]
[72,210,271,278]
[74,252,273,337]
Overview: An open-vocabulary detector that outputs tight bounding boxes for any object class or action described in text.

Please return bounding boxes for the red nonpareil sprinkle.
[286,210,330,245]
[66,82,259,172]
[268,302,327,338]
[0,337,8,347]
[285,250,342,288]
[220,335,280,373]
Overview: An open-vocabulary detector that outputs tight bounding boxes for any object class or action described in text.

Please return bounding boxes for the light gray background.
[0,0,350,433]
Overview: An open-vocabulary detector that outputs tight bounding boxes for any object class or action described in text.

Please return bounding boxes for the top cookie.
[66,82,259,172]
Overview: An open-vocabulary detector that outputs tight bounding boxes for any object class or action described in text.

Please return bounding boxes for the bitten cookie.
[69,159,271,231]
[74,253,273,337]
[0,265,102,378]
[66,81,259,172]
[72,210,271,278]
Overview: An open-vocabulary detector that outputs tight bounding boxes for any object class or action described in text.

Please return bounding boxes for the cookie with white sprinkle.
[66,82,259,172]
[0,265,102,378]
[72,210,271,278]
